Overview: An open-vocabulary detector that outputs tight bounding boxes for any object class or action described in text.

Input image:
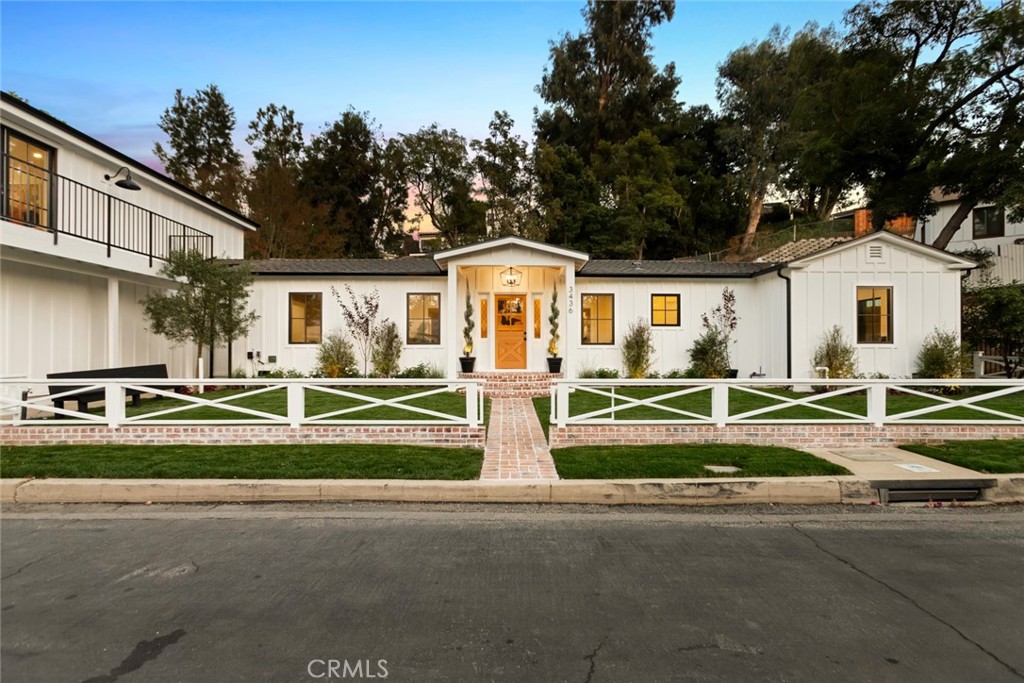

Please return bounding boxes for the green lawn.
[551,444,851,479]
[533,384,1024,437]
[900,440,1024,474]
[0,444,484,479]
[33,385,490,424]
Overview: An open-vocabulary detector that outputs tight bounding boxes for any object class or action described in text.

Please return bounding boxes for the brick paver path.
[481,398,559,480]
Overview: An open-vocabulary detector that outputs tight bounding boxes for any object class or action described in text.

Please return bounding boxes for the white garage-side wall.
[787,234,969,379]
[572,277,785,378]
[0,260,194,379]
[243,276,449,376]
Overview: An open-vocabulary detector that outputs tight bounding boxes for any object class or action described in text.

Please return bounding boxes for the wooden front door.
[495,295,527,369]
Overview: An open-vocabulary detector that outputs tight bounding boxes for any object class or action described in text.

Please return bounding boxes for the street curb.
[2,476,1019,506]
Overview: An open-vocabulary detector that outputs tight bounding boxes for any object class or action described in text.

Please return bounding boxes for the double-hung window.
[407,293,441,344]
[289,293,322,344]
[972,206,1004,239]
[856,287,893,344]
[581,294,614,345]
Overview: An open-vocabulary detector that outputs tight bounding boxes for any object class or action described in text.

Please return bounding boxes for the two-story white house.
[0,92,256,380]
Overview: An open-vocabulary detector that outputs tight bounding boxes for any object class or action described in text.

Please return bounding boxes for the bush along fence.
[548,378,1024,448]
[0,378,486,448]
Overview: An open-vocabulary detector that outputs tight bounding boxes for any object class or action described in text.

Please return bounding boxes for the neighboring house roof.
[579,260,777,277]
[0,91,259,231]
[756,236,854,263]
[786,230,976,269]
[234,258,443,276]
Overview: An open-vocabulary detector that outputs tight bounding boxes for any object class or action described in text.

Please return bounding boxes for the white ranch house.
[1,93,975,383]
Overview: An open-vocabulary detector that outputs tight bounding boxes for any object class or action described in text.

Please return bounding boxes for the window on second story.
[3,129,54,228]
[972,206,1005,239]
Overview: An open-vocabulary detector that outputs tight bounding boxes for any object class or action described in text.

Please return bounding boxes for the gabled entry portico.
[432,237,589,378]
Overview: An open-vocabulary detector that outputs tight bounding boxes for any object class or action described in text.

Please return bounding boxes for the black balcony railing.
[1,153,214,265]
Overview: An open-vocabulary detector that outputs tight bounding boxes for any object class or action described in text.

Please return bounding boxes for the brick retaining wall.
[0,425,486,449]
[549,424,1024,449]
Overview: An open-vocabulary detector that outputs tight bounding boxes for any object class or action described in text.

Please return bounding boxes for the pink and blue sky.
[1,1,854,169]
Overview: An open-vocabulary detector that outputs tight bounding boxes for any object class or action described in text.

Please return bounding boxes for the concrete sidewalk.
[2,447,1020,507]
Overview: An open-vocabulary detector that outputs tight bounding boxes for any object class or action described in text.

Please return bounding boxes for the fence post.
[555,382,569,428]
[287,383,304,428]
[712,382,729,427]
[105,383,125,429]
[466,382,479,428]
[867,383,886,427]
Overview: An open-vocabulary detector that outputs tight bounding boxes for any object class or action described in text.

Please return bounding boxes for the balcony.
[1,153,214,265]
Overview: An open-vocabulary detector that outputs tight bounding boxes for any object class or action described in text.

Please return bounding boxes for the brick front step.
[459,372,562,398]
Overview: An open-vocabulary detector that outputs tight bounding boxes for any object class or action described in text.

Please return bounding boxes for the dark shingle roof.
[228,258,443,276]
[579,260,778,278]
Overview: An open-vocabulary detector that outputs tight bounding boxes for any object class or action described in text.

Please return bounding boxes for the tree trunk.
[931,197,976,250]
[738,192,764,254]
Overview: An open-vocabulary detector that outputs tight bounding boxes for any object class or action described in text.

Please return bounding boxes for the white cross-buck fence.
[1,378,485,429]
[550,378,1024,428]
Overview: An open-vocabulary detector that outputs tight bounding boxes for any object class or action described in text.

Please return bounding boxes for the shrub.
[462,291,475,357]
[548,287,560,357]
[812,326,858,379]
[687,287,739,378]
[313,331,358,378]
[622,318,655,378]
[262,367,306,379]
[595,367,621,379]
[663,368,688,379]
[915,328,968,379]
[396,362,445,379]
[687,328,731,378]
[371,320,403,378]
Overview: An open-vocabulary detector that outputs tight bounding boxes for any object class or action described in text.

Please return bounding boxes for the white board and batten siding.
[1,260,194,379]
[788,237,965,379]
[573,276,787,378]
[243,277,449,376]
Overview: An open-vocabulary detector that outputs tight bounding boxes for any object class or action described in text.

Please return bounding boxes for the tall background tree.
[154,85,245,211]
[244,103,335,258]
[471,111,541,239]
[841,0,1024,233]
[403,124,485,248]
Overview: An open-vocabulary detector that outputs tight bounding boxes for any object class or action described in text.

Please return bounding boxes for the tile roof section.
[579,260,777,277]
[756,236,854,263]
[227,258,444,276]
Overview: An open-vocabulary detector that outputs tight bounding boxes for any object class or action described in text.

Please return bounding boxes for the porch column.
[447,266,459,378]
[107,277,120,368]
[564,266,576,379]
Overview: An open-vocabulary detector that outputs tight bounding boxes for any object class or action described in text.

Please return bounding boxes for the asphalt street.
[2,503,1022,683]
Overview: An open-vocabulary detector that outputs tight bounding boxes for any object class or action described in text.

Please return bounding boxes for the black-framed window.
[581,293,614,345]
[3,127,55,228]
[651,294,680,327]
[972,206,1005,239]
[407,293,441,345]
[289,293,322,344]
[856,286,893,344]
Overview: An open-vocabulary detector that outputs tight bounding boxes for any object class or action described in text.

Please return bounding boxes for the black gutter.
[776,268,792,379]
[1,91,259,230]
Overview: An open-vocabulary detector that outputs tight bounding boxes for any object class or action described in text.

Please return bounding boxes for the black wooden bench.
[46,364,170,412]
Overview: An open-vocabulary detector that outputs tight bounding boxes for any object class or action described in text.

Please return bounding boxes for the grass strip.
[900,440,1024,474]
[0,444,483,480]
[551,444,850,479]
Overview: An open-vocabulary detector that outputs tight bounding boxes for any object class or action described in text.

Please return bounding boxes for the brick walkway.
[480,398,559,480]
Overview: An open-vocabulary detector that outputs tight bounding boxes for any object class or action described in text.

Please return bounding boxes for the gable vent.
[866,244,886,263]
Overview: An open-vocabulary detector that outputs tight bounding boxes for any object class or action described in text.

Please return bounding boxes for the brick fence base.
[549,424,1024,449]
[0,425,486,449]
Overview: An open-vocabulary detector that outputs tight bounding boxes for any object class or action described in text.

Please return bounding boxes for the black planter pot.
[726,368,738,379]
[547,357,563,373]
[459,356,476,373]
